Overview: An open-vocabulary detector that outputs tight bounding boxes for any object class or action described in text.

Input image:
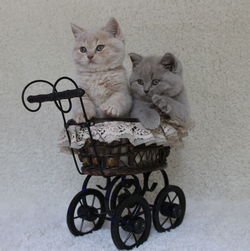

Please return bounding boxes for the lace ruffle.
[58,121,184,150]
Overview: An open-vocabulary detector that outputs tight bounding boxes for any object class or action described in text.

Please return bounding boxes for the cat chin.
[134,95,152,104]
[142,96,152,103]
[76,61,123,73]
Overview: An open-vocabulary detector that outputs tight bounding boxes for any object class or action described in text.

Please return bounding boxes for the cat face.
[129,53,183,101]
[72,18,125,72]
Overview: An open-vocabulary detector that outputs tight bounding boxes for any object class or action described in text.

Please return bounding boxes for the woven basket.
[78,138,170,176]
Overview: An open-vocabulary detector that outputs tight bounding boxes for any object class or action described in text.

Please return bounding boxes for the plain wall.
[0,0,250,213]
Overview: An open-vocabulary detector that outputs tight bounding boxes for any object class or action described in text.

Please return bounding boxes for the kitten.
[71,18,132,122]
[129,52,191,129]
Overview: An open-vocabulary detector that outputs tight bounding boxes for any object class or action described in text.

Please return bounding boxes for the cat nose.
[144,90,149,94]
[87,54,94,59]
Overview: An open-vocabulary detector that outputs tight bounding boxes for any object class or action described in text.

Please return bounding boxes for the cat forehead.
[76,30,112,44]
[136,57,164,78]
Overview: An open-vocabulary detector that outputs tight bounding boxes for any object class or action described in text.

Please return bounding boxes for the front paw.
[75,113,85,123]
[152,95,171,114]
[74,109,96,123]
[137,109,160,129]
[142,117,160,129]
[100,103,120,117]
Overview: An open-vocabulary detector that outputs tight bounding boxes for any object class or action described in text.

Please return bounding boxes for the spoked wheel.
[153,185,186,232]
[67,189,106,236]
[110,177,141,211]
[111,194,151,250]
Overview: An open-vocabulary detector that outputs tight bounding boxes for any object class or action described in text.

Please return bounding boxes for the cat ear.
[160,53,177,71]
[129,53,143,68]
[103,17,124,40]
[71,23,84,38]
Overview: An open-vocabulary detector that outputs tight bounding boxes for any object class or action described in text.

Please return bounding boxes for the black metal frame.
[22,76,169,210]
[22,76,170,176]
[22,76,185,250]
[22,76,100,175]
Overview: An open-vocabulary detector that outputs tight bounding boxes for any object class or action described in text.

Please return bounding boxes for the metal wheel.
[67,189,106,236]
[110,177,141,211]
[111,194,151,250]
[153,185,186,232]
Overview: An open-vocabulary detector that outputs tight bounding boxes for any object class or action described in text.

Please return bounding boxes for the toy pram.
[22,77,186,250]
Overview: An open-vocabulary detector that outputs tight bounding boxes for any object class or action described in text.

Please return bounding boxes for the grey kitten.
[129,52,191,129]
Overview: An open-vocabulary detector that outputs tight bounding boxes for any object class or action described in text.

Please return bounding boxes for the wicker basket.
[78,138,170,176]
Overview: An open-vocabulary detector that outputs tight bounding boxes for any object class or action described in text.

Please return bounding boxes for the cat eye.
[96,45,105,51]
[137,79,144,85]
[152,79,160,85]
[164,64,173,71]
[79,46,87,53]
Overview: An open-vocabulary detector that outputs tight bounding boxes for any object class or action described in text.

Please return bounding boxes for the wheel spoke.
[80,219,84,232]
[74,215,84,219]
[167,194,171,203]
[171,194,178,203]
[169,217,173,227]
[127,207,132,215]
[92,220,96,228]
[132,204,139,215]
[132,204,141,216]
[91,195,96,207]
[135,211,144,217]
[161,217,169,227]
[124,188,131,195]
[132,232,138,244]
[124,232,132,244]
[79,200,84,207]
[135,206,142,216]
[80,197,88,207]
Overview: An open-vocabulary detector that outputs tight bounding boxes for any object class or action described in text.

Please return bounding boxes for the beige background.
[0,0,250,250]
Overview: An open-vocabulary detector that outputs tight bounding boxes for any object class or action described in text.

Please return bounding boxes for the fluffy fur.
[129,52,191,129]
[71,18,132,121]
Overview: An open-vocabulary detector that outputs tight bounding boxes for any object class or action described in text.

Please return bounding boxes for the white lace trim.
[58,121,180,150]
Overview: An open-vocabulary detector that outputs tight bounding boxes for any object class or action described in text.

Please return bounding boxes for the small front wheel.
[153,185,186,232]
[67,189,106,236]
[111,194,151,250]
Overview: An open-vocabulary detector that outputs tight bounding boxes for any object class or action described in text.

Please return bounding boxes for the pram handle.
[27,88,85,103]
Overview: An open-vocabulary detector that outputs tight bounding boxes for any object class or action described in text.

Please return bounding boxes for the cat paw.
[75,113,86,123]
[142,118,160,129]
[152,94,163,106]
[138,109,161,129]
[161,104,172,114]
[100,104,120,117]
[152,95,171,114]
[74,109,96,123]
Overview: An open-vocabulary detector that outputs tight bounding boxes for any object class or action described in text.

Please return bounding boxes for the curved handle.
[27,88,85,103]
